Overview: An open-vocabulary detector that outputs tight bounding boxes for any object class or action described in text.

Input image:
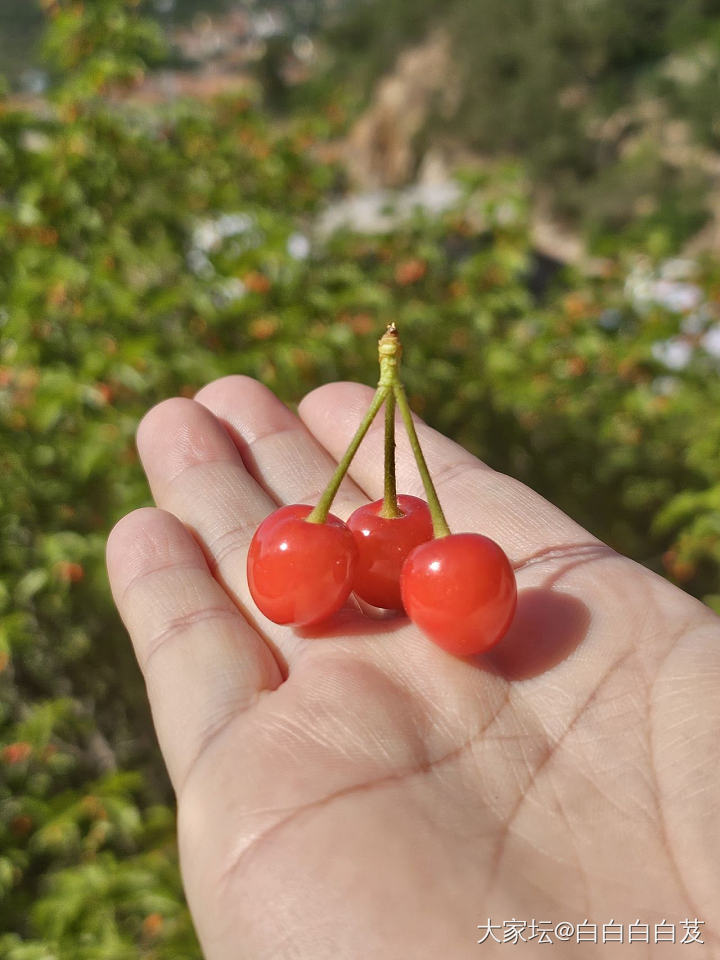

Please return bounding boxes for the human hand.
[106,376,720,959]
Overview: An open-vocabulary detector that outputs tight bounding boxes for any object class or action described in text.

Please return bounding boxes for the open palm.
[106,377,720,959]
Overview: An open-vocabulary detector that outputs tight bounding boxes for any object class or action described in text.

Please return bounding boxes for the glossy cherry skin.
[347,495,433,610]
[247,504,358,626]
[400,533,517,656]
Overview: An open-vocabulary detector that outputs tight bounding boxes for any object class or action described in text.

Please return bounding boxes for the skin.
[106,377,720,959]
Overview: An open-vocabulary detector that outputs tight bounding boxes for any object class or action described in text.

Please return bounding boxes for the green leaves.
[42,0,167,104]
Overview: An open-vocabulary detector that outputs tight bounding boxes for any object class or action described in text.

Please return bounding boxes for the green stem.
[393,382,451,538]
[306,385,388,523]
[380,389,402,518]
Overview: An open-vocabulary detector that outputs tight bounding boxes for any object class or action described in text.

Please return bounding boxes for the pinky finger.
[106,507,282,796]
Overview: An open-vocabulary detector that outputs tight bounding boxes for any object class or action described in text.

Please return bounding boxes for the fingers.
[193,375,367,520]
[112,381,373,793]
[298,382,601,564]
[135,395,274,620]
[136,381,368,656]
[106,507,281,795]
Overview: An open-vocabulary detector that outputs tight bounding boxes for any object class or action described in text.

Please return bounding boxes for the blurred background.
[1,1,720,955]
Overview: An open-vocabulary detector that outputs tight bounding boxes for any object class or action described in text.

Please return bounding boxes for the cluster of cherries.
[247,325,517,657]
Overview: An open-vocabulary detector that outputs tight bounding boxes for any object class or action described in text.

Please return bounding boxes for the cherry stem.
[307,323,401,524]
[305,385,387,524]
[393,382,451,538]
[305,322,444,531]
[380,389,402,519]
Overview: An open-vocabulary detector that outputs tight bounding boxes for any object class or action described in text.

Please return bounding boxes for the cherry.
[247,504,358,626]
[347,495,433,609]
[400,533,517,656]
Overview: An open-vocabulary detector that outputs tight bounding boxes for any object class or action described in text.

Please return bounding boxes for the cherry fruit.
[400,533,517,657]
[347,494,433,609]
[247,504,358,626]
[244,324,518,653]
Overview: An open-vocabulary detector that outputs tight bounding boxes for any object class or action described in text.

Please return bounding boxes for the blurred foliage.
[1,0,720,956]
[0,1,45,93]
[41,0,168,102]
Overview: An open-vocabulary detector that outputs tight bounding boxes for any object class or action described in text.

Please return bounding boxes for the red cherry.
[347,495,433,609]
[400,533,517,656]
[247,504,358,626]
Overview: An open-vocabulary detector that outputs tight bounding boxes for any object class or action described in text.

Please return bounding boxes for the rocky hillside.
[325,0,720,259]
